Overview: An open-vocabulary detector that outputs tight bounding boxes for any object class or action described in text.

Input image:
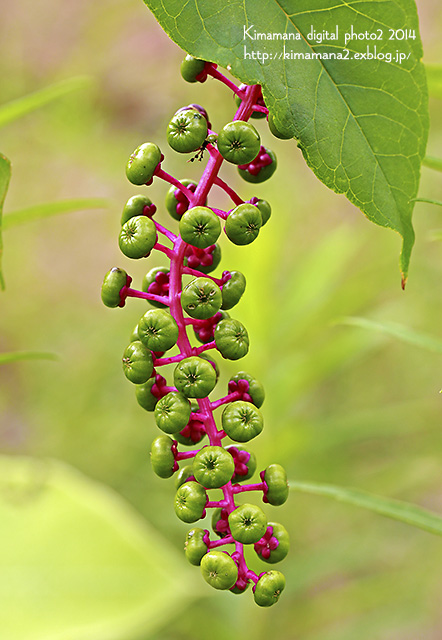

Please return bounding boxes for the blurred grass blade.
[0,76,92,128]
[0,351,58,364]
[3,198,110,230]
[422,156,442,172]
[0,456,201,640]
[289,481,442,536]
[336,316,442,353]
[425,64,442,100]
[0,153,11,290]
[411,197,442,207]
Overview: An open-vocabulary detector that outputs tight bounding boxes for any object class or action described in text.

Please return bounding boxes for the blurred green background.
[0,1,441,638]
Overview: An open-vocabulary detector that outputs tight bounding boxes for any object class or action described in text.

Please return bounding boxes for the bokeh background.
[0,1,441,638]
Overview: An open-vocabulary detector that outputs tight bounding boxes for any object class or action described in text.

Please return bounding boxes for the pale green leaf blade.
[336,316,442,353]
[0,456,201,640]
[0,77,92,129]
[145,0,429,283]
[289,480,442,536]
[2,198,110,230]
[0,351,58,364]
[0,153,11,290]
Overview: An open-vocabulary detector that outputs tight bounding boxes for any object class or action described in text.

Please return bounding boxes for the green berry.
[175,464,195,488]
[262,464,289,506]
[238,147,277,184]
[200,550,238,590]
[126,142,161,185]
[253,570,285,607]
[174,356,217,398]
[165,179,197,220]
[181,55,206,83]
[141,266,169,309]
[225,203,262,245]
[101,267,128,308]
[221,271,246,310]
[154,392,191,434]
[179,206,221,249]
[135,379,158,411]
[185,528,209,566]
[230,371,265,407]
[150,435,176,478]
[255,522,290,564]
[217,121,260,165]
[167,109,208,153]
[228,503,267,544]
[226,445,257,483]
[255,199,271,226]
[174,481,207,523]
[122,341,153,384]
[119,215,157,259]
[121,195,153,225]
[221,400,264,442]
[181,277,222,320]
[138,308,178,352]
[214,318,249,360]
[192,446,235,489]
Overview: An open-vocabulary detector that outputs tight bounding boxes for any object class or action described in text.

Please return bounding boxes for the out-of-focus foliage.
[0,1,441,639]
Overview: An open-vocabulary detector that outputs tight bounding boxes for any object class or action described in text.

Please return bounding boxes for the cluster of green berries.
[101,54,291,606]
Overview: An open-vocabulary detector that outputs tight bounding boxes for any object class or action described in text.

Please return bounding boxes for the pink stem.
[154,221,177,243]
[206,500,228,508]
[182,267,225,285]
[176,450,200,460]
[210,207,229,220]
[210,391,242,410]
[154,168,195,203]
[214,177,244,206]
[154,242,174,258]
[206,66,242,95]
[193,341,217,355]
[125,288,169,305]
[232,482,265,494]
[209,535,235,548]
[154,354,185,366]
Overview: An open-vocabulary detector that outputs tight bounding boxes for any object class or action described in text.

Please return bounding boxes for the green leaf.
[289,480,442,536]
[2,198,110,230]
[0,351,58,364]
[0,153,11,290]
[336,316,442,353]
[422,156,442,172]
[145,0,428,284]
[425,63,442,99]
[0,456,201,640]
[0,76,92,129]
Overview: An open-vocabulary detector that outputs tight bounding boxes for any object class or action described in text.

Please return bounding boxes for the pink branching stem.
[176,450,200,461]
[210,391,242,410]
[153,242,174,259]
[154,168,196,202]
[154,221,177,242]
[232,482,265,494]
[162,80,262,581]
[209,535,235,548]
[190,412,206,422]
[182,267,225,285]
[214,177,244,206]
[125,288,169,305]
[206,66,242,95]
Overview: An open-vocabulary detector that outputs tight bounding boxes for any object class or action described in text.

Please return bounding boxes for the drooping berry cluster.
[101,55,290,607]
